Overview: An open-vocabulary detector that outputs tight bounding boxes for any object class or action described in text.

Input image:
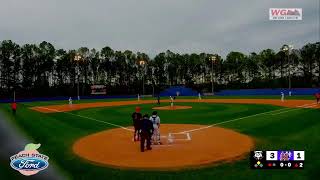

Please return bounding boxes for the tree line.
[0,40,319,98]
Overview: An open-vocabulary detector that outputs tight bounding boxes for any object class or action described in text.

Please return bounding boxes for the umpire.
[140,114,154,152]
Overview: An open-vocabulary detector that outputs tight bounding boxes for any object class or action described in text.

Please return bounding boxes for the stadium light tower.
[74,54,82,100]
[281,44,293,89]
[139,59,146,95]
[209,55,217,95]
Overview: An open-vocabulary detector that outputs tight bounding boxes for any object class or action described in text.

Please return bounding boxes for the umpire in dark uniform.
[140,114,154,152]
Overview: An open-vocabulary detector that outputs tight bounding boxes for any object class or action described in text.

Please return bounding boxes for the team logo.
[253,151,263,160]
[279,151,292,161]
[10,143,49,176]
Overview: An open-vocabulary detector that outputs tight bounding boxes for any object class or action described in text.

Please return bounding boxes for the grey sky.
[0,0,319,57]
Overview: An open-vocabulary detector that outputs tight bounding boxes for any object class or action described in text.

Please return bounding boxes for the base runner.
[150,111,161,145]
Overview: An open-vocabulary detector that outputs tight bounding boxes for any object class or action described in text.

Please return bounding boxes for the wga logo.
[269,8,302,20]
[10,143,49,176]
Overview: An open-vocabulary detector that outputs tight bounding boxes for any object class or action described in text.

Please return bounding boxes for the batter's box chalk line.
[167,132,191,144]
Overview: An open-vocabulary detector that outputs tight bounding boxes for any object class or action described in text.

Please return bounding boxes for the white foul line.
[36,107,134,132]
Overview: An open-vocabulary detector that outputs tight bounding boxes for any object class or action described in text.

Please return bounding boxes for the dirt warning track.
[31,99,319,113]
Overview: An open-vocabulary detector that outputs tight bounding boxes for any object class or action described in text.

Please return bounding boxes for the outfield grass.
[0,97,319,180]
[20,95,315,107]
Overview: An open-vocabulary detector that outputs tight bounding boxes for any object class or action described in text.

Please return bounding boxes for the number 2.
[299,163,303,168]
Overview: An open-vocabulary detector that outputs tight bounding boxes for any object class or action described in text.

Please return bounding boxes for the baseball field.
[1,95,319,180]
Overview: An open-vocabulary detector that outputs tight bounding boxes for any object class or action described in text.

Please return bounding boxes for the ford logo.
[10,143,50,176]
[10,158,49,171]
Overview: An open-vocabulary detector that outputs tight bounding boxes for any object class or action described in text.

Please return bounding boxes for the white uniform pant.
[152,127,160,143]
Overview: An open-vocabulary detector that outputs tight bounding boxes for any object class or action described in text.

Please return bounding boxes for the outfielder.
[198,93,202,100]
[150,111,161,145]
[281,92,284,102]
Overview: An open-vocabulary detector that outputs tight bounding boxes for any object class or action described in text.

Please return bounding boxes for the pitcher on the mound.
[150,111,161,145]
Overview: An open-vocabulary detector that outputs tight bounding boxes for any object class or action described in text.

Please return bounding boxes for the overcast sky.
[0,0,319,57]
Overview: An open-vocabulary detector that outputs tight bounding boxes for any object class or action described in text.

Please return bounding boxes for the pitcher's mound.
[73,124,254,170]
[152,105,192,110]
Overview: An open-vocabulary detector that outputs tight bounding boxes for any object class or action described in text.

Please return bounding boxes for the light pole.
[281,45,293,89]
[139,60,146,95]
[209,55,217,95]
[74,54,82,100]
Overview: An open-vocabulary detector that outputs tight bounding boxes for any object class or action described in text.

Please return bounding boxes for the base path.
[73,124,254,170]
[31,99,319,113]
[152,105,192,110]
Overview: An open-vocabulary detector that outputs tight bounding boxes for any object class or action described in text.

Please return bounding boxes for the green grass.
[21,95,315,107]
[0,97,319,180]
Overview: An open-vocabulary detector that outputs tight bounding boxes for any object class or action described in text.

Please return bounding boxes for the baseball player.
[132,106,142,141]
[140,114,154,152]
[170,96,174,107]
[11,101,17,115]
[281,92,284,102]
[315,93,320,104]
[68,97,73,106]
[198,93,202,100]
[150,111,161,145]
[157,95,160,105]
[137,94,140,101]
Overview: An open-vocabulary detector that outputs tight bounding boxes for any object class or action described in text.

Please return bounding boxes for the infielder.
[132,106,142,141]
[170,96,174,107]
[281,92,284,102]
[150,111,161,145]
[315,93,320,104]
[69,97,73,106]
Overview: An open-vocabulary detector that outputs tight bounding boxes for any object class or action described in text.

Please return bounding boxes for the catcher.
[150,111,161,145]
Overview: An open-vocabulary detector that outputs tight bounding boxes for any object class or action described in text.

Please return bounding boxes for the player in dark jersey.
[315,93,320,104]
[140,114,154,152]
[132,106,142,141]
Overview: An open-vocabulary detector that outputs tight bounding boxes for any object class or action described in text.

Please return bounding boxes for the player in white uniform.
[137,94,140,101]
[198,93,202,100]
[281,92,284,102]
[150,111,161,145]
[170,96,174,107]
[68,97,73,106]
